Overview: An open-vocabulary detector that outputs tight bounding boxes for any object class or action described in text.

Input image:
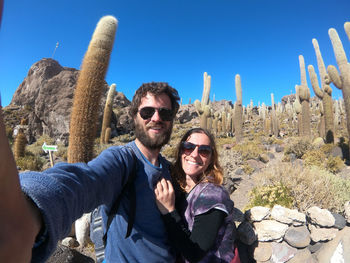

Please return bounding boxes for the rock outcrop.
[8,58,131,144]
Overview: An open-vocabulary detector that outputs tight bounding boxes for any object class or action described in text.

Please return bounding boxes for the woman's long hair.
[171,127,223,191]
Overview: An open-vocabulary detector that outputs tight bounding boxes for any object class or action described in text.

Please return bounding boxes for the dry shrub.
[242,162,254,175]
[320,143,334,154]
[326,156,345,174]
[161,145,177,161]
[284,138,313,159]
[302,149,326,168]
[252,162,350,213]
[16,153,44,171]
[5,125,13,142]
[232,141,264,161]
[27,134,55,156]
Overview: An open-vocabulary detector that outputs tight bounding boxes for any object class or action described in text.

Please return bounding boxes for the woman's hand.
[154,178,175,215]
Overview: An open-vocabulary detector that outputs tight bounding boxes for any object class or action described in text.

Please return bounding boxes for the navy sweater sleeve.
[162,208,226,263]
[19,145,134,263]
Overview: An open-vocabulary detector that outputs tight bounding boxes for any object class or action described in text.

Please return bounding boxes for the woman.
[154,128,239,263]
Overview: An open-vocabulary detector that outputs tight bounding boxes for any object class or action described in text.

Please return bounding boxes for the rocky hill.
[5,58,132,144]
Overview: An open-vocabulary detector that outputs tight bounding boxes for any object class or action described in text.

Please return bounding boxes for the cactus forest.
[3,14,350,263]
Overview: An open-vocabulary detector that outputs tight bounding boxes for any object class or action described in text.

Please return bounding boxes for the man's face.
[134,92,173,150]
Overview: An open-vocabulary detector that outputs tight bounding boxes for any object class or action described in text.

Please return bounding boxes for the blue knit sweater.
[19,141,175,262]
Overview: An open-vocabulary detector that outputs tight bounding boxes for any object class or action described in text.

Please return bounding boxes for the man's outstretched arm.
[0,105,42,262]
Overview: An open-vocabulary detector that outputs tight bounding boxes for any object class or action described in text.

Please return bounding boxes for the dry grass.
[251,162,350,213]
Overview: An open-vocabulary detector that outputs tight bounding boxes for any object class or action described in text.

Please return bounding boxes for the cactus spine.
[234,74,243,142]
[100,83,116,144]
[327,25,350,157]
[68,16,117,163]
[308,39,334,143]
[296,55,311,139]
[194,72,211,129]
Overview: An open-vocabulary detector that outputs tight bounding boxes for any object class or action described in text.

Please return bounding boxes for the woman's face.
[181,132,212,181]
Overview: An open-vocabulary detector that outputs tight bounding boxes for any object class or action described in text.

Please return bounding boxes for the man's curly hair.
[130,82,180,119]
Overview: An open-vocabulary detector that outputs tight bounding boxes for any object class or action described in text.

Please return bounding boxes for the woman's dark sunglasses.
[181,141,212,157]
[138,107,173,121]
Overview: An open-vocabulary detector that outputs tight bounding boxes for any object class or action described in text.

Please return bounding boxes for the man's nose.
[151,109,162,122]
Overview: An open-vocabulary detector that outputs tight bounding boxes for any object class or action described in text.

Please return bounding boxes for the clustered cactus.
[68,16,118,163]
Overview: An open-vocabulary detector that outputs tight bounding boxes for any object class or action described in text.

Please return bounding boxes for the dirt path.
[230,172,256,211]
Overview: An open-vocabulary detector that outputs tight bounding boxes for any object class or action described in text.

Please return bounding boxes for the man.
[0,82,180,262]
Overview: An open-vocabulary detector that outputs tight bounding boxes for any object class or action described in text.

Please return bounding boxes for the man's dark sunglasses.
[181,141,212,157]
[138,107,174,121]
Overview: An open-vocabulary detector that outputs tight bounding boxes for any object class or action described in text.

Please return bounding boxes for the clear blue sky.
[1,0,350,107]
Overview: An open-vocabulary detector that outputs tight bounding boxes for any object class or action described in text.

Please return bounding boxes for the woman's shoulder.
[197,182,230,197]
[190,183,234,216]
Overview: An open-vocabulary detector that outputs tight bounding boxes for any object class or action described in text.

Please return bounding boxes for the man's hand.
[154,178,175,215]
[0,106,42,262]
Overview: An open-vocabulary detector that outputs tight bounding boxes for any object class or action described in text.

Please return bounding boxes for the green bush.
[245,182,294,210]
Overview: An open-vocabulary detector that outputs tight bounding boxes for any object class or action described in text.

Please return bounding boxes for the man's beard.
[134,120,173,150]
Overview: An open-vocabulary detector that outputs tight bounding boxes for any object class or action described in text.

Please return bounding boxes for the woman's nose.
[190,146,200,157]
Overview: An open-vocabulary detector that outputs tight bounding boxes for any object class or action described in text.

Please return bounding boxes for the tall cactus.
[296,55,311,139]
[308,39,334,143]
[14,128,27,160]
[68,16,118,163]
[194,72,211,129]
[234,74,243,142]
[270,93,279,137]
[327,24,350,158]
[294,85,303,136]
[100,83,116,144]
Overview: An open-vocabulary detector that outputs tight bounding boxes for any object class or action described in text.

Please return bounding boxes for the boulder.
[271,205,306,225]
[270,241,298,263]
[284,225,311,248]
[253,220,289,242]
[250,241,272,262]
[308,224,338,242]
[307,206,335,227]
[246,206,270,222]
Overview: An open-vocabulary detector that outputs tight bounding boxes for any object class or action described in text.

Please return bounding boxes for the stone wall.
[234,202,350,262]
